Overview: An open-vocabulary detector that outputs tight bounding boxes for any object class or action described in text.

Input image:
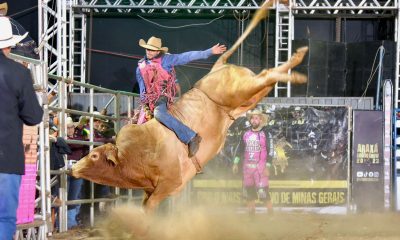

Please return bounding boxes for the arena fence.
[8,52,145,238]
[47,74,145,233]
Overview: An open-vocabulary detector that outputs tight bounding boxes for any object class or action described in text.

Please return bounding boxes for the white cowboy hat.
[67,117,82,128]
[246,108,269,131]
[139,36,168,53]
[66,117,78,127]
[0,17,28,48]
[0,2,8,16]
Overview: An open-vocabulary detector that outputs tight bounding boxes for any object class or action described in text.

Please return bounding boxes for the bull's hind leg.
[230,48,308,117]
[230,71,307,117]
[245,47,308,100]
[272,47,308,73]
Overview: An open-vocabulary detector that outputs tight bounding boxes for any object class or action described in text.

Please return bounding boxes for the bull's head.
[71,143,120,185]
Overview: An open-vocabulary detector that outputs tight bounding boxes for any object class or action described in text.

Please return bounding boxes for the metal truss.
[74,0,268,14]
[40,0,400,100]
[73,0,398,17]
[39,0,68,77]
[292,0,398,17]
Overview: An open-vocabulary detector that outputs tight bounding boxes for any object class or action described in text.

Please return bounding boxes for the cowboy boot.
[188,134,202,157]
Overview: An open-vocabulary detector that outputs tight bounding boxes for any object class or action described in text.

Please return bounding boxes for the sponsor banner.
[351,110,384,211]
[193,179,348,189]
[193,180,347,206]
[193,104,350,208]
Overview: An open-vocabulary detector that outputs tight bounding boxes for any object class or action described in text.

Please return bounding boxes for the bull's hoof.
[296,46,309,54]
[188,134,202,157]
[291,71,308,84]
[291,46,309,65]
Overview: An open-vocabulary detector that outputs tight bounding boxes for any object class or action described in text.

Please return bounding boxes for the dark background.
[9,0,396,97]
[6,0,38,41]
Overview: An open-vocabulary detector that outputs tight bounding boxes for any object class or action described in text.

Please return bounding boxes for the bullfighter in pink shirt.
[233,108,273,216]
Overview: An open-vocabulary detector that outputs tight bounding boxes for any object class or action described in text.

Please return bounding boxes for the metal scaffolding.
[35,0,400,237]
[38,0,400,97]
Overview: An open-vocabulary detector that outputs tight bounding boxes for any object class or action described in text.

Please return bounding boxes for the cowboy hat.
[246,108,269,131]
[139,36,168,53]
[0,2,7,16]
[0,17,28,49]
[66,117,78,127]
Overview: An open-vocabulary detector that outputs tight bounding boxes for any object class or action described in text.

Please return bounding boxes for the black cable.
[9,5,37,18]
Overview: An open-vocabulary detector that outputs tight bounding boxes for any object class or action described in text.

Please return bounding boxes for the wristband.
[233,156,240,164]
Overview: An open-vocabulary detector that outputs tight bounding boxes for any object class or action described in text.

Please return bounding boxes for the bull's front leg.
[142,190,151,207]
[143,179,182,213]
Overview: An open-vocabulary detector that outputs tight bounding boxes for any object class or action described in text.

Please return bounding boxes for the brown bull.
[71,0,308,212]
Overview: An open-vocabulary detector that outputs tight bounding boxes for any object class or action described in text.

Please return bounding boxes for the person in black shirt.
[0,16,43,239]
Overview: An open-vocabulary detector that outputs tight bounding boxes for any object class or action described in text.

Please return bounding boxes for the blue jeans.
[67,176,83,229]
[153,100,196,144]
[94,184,110,199]
[0,173,22,240]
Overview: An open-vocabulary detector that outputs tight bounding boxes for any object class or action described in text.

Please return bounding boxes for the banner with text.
[351,110,384,212]
[193,104,350,208]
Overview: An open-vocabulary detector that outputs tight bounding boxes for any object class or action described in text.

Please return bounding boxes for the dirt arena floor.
[50,206,400,240]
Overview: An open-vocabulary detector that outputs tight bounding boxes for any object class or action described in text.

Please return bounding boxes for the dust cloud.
[96,204,400,240]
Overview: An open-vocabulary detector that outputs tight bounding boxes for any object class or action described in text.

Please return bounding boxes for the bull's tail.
[212,0,274,70]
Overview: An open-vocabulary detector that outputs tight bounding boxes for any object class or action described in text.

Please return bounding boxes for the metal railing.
[9,52,145,236]
[47,73,144,232]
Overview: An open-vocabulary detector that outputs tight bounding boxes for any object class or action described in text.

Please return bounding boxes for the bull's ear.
[104,144,118,166]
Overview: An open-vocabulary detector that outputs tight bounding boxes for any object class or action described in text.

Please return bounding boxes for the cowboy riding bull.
[71,0,309,212]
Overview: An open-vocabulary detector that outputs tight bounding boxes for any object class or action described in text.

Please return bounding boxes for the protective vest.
[138,57,176,111]
[243,130,267,164]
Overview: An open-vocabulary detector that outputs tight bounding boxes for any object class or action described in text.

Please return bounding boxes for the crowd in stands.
[49,107,116,230]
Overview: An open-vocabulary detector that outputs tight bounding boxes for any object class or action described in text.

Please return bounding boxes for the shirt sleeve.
[18,68,43,126]
[162,48,213,66]
[136,67,146,102]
